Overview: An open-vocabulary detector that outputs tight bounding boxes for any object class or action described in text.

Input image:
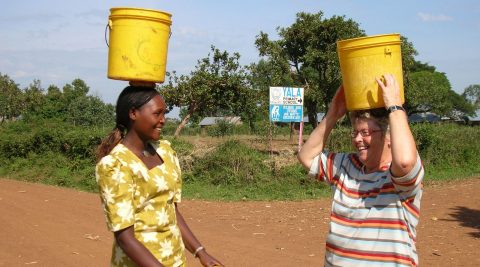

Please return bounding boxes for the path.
[0,178,479,266]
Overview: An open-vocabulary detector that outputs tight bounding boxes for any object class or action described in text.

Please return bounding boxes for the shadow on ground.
[445,206,480,238]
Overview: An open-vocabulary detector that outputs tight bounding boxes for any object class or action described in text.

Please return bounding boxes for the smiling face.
[351,118,390,170]
[130,95,167,142]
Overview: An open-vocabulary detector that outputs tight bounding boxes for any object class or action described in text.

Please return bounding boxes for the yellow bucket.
[107,7,172,83]
[337,33,404,111]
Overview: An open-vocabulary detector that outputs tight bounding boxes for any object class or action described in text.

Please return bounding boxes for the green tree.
[462,84,480,109]
[405,71,452,116]
[254,11,365,127]
[67,95,114,127]
[22,79,46,119]
[63,78,90,101]
[35,85,67,120]
[160,46,255,136]
[0,73,24,123]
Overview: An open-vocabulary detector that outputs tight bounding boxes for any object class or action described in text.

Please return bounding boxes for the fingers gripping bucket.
[337,34,405,111]
[107,7,172,83]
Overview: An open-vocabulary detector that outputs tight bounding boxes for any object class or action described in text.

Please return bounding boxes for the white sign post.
[269,87,304,151]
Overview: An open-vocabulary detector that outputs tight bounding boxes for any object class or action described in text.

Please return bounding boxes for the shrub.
[185,140,271,186]
[207,119,234,137]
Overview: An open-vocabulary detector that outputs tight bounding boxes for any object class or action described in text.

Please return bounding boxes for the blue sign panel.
[269,87,304,122]
[269,104,303,122]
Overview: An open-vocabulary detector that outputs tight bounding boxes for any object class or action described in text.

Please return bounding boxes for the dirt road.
[1,178,479,266]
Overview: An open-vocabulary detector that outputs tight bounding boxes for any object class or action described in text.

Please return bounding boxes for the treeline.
[0,74,114,127]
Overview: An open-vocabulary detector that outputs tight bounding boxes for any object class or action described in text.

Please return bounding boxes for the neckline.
[352,153,390,174]
[118,143,164,171]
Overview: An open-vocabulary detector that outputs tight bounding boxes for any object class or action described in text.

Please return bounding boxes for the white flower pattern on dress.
[160,239,174,258]
[102,186,115,204]
[116,200,133,223]
[96,141,185,266]
[141,232,158,243]
[169,225,180,239]
[154,175,169,192]
[156,207,170,226]
[112,167,126,184]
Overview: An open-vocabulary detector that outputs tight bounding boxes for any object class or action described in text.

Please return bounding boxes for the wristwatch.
[387,105,405,114]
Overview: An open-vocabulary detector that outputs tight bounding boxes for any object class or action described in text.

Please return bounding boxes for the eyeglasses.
[350,129,383,138]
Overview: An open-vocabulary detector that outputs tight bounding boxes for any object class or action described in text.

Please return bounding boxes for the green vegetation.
[1,119,478,200]
[1,10,479,200]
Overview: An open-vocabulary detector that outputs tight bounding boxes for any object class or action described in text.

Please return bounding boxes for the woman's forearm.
[298,113,338,170]
[388,109,418,177]
[114,226,164,267]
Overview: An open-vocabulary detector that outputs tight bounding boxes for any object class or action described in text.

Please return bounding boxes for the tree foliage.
[160,46,257,136]
[254,12,365,126]
[403,61,474,118]
[0,73,24,123]
[0,74,114,127]
[462,84,480,109]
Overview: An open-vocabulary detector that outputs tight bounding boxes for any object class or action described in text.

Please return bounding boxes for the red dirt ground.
[1,177,479,266]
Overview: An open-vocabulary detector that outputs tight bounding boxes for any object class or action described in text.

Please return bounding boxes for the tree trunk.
[173,106,195,137]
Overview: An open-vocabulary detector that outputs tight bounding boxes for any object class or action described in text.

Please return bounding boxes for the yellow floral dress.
[96,140,186,267]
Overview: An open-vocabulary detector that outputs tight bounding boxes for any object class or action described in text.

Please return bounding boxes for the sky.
[1,0,479,118]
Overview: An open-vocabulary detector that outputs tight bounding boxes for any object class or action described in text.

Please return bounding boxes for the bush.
[411,123,480,169]
[207,120,234,137]
[185,140,271,186]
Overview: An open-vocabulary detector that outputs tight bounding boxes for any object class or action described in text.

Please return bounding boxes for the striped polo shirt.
[309,152,424,266]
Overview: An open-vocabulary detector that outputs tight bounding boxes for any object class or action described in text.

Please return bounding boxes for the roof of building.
[467,110,480,121]
[199,116,242,126]
[408,112,441,123]
[302,113,326,123]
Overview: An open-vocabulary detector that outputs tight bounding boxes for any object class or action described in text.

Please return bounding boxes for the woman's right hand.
[326,85,347,121]
[197,250,224,267]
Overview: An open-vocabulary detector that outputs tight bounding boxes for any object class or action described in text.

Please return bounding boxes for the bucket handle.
[104,20,172,48]
[104,20,112,47]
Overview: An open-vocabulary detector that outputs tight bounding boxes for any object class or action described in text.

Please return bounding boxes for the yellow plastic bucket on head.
[107,7,172,83]
[337,33,404,111]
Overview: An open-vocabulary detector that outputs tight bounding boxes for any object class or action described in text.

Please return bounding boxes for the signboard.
[269,87,304,122]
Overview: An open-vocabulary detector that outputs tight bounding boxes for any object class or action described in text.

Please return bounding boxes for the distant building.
[408,112,441,123]
[302,113,326,123]
[466,110,480,126]
[199,116,242,135]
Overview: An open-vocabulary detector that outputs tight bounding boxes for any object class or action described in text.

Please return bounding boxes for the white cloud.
[417,12,453,22]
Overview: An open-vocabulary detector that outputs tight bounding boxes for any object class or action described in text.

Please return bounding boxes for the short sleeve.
[308,151,348,185]
[390,154,424,198]
[96,155,135,232]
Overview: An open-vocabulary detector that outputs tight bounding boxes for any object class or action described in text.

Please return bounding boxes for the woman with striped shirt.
[298,74,424,266]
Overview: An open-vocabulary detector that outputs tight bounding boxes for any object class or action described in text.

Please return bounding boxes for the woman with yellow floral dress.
[95,85,223,267]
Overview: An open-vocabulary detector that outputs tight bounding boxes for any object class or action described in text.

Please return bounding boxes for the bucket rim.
[337,33,401,48]
[110,7,172,17]
[337,41,401,51]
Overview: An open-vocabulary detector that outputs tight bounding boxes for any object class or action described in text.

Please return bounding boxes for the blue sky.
[1,0,479,117]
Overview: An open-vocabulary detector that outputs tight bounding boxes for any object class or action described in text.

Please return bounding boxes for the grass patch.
[0,152,96,192]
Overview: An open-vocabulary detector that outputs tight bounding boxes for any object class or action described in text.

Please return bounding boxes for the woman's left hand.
[198,250,224,267]
[376,74,402,108]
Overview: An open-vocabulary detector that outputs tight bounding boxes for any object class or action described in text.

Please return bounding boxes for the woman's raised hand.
[376,74,402,108]
[327,85,347,121]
